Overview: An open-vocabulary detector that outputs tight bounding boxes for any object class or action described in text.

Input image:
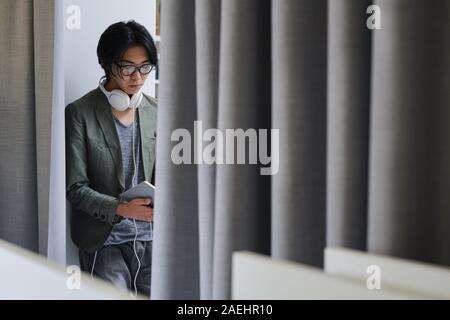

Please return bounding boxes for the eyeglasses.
[115,63,155,76]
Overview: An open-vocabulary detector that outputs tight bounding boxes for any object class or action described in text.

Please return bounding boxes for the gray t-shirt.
[104,112,152,246]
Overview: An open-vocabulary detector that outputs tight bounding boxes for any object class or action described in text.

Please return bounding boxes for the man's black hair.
[97,20,158,80]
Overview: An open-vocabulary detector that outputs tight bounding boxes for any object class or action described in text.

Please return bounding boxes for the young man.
[65,20,158,298]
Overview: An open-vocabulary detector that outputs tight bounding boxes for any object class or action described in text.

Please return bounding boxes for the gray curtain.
[153,0,450,299]
[0,0,54,255]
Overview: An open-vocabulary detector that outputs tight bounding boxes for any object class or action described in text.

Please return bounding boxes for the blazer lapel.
[138,97,157,181]
[94,89,125,190]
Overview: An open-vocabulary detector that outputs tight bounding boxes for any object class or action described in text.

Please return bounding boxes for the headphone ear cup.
[130,91,143,109]
[109,90,130,111]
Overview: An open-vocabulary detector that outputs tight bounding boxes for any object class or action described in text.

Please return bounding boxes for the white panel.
[232,252,429,299]
[325,247,450,299]
[48,0,67,266]
[0,240,139,299]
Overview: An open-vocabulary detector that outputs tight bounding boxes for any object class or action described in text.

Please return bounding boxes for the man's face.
[110,45,152,95]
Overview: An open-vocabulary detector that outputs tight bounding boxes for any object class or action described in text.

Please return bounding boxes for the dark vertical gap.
[30,0,40,253]
[365,0,374,253]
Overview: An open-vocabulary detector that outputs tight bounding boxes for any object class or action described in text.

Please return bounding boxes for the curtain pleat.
[327,0,371,251]
[34,0,55,256]
[195,0,221,300]
[272,0,327,267]
[212,0,272,299]
[368,0,450,265]
[151,0,200,300]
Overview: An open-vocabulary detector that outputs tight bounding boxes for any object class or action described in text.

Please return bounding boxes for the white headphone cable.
[131,110,141,298]
[90,251,98,279]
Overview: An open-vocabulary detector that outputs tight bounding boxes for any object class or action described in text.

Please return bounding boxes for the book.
[119,181,155,204]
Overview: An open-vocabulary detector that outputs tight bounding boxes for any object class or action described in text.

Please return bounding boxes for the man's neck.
[111,106,136,124]
[104,79,116,92]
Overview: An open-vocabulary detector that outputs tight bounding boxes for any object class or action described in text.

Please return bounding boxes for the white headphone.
[99,76,143,111]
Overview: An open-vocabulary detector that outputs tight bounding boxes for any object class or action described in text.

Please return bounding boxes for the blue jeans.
[79,241,152,298]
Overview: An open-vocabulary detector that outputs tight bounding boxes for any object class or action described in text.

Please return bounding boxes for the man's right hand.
[116,198,153,222]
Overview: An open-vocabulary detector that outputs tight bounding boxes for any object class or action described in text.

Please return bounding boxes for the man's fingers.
[131,198,152,206]
[146,208,154,222]
[142,210,153,222]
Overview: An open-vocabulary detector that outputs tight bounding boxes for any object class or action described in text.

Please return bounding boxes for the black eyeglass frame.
[114,62,156,76]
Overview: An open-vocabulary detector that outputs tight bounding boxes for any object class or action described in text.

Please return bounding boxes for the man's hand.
[116,198,153,222]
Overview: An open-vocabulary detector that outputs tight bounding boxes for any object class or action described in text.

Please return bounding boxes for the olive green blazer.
[65,88,157,252]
